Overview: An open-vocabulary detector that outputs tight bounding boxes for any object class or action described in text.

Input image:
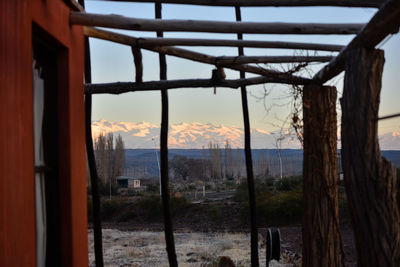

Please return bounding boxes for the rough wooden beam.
[85,76,285,94]
[302,84,341,267]
[91,0,384,8]
[378,112,400,121]
[341,47,400,267]
[71,12,364,34]
[313,0,400,83]
[83,28,344,51]
[83,27,312,85]
[216,55,333,64]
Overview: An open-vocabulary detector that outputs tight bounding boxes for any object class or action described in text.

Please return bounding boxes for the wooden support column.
[341,48,400,267]
[78,1,104,267]
[155,2,178,267]
[131,47,143,83]
[235,6,259,267]
[302,84,340,267]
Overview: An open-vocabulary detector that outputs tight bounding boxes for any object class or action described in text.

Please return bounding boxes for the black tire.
[266,228,272,264]
[271,229,281,261]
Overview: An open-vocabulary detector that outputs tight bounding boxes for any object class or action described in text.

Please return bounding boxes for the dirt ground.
[96,200,357,266]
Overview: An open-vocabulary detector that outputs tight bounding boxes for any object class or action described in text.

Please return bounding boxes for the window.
[33,30,61,267]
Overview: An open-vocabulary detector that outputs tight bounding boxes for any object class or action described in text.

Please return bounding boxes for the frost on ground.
[88,229,301,267]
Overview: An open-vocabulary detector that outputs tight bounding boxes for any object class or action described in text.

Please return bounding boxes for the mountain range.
[91,119,400,150]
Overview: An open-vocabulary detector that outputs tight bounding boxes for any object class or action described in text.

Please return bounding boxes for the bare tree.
[106,133,114,186]
[94,132,107,183]
[257,151,269,178]
[201,146,210,180]
[274,135,284,179]
[208,141,223,180]
[94,133,126,192]
[114,134,125,178]
[224,140,235,180]
[236,148,243,179]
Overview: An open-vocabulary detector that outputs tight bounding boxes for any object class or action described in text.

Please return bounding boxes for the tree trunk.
[341,47,400,267]
[302,84,340,267]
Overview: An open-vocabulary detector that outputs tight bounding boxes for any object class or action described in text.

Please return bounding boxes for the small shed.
[116,176,141,189]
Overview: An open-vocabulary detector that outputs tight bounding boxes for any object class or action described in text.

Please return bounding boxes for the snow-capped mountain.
[379,132,400,150]
[91,119,400,150]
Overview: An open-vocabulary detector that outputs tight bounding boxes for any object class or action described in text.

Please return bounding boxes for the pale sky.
[86,2,400,134]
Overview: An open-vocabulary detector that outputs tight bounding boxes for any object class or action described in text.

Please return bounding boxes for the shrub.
[275,176,302,191]
[207,206,223,222]
[257,189,303,225]
[233,178,272,203]
[138,196,162,220]
[116,209,136,222]
[137,195,190,220]
[146,183,160,194]
[235,178,302,226]
[171,196,190,216]
[98,180,119,196]
[101,198,126,221]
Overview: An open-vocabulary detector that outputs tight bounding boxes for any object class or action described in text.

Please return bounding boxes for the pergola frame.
[75,0,400,266]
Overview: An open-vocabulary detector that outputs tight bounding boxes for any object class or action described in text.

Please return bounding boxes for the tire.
[271,229,281,261]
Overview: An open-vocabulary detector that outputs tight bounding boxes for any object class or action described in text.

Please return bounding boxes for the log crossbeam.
[71,12,364,34]
[83,27,312,85]
[313,0,400,83]
[84,75,287,94]
[215,55,333,64]
[82,29,345,51]
[89,0,384,8]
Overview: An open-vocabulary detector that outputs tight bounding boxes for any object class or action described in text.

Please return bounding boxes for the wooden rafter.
[71,12,364,34]
[314,0,400,83]
[215,55,333,64]
[90,0,384,8]
[85,75,293,94]
[83,27,313,85]
[80,34,344,51]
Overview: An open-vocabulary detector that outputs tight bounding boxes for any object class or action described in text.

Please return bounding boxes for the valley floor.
[88,226,357,267]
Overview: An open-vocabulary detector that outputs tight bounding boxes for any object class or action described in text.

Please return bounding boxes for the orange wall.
[0,0,87,266]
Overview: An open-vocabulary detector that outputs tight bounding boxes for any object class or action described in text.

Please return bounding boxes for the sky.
[85,1,400,135]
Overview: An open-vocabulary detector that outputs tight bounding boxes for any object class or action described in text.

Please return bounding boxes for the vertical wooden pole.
[302,84,340,267]
[341,48,400,267]
[131,46,143,83]
[155,2,178,267]
[78,1,104,267]
[235,6,259,267]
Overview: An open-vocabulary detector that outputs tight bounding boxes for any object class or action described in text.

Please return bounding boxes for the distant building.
[116,176,141,189]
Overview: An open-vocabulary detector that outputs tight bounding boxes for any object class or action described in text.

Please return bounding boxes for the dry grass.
[88,229,297,267]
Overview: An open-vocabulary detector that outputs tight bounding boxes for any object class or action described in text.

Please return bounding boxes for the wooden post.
[341,48,400,267]
[302,84,340,267]
[155,2,178,267]
[235,6,259,267]
[131,47,143,83]
[78,1,104,267]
